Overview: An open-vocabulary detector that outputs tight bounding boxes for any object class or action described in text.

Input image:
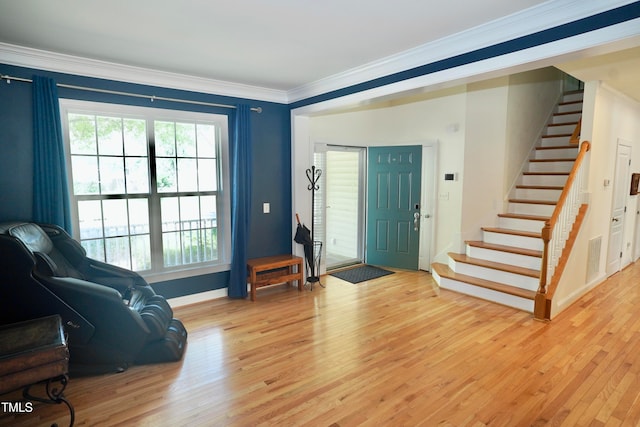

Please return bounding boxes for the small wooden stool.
[247,255,304,301]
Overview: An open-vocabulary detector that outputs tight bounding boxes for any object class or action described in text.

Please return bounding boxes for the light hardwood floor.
[3,264,640,426]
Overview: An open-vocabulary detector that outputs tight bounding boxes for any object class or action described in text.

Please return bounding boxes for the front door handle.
[414,212,420,231]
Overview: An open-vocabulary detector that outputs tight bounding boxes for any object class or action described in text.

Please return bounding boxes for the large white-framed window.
[60,99,231,282]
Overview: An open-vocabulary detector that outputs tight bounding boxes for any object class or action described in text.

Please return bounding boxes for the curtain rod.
[0,74,262,113]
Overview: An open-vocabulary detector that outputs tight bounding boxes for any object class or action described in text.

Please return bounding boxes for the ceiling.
[0,0,639,103]
[557,46,640,102]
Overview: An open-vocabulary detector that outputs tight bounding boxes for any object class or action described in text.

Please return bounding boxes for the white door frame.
[419,141,438,271]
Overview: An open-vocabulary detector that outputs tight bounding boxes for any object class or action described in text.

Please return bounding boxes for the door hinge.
[620,251,623,258]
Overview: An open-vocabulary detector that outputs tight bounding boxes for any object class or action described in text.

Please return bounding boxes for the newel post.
[534,221,552,321]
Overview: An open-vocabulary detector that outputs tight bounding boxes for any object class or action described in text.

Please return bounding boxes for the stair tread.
[509,198,557,205]
[554,111,582,116]
[449,253,540,278]
[466,240,543,258]
[547,122,579,127]
[529,158,577,162]
[481,227,541,238]
[433,262,537,300]
[535,145,579,150]
[542,133,572,138]
[516,185,563,190]
[522,171,569,176]
[553,110,582,115]
[498,213,550,221]
[559,99,583,105]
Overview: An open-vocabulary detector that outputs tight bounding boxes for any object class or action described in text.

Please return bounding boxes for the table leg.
[250,268,257,301]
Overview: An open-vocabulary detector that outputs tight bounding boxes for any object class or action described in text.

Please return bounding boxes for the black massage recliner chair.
[0,222,187,375]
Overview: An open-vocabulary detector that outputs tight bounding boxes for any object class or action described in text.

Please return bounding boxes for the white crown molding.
[287,0,638,103]
[0,42,289,104]
[0,0,635,106]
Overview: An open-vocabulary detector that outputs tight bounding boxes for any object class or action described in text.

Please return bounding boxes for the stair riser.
[436,276,535,313]
[562,93,583,103]
[498,217,547,233]
[521,174,568,186]
[534,148,579,159]
[528,161,574,173]
[551,113,581,124]
[508,202,555,216]
[449,260,539,292]
[515,188,562,201]
[557,102,583,114]
[540,136,573,147]
[545,124,576,135]
[482,231,543,251]
[466,246,541,270]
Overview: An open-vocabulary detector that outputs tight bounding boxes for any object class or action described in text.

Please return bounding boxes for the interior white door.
[419,143,437,271]
[606,143,631,276]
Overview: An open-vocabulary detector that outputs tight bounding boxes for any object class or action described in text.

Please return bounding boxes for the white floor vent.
[587,236,601,282]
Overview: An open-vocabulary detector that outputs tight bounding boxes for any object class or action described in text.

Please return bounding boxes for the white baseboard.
[168,288,228,308]
[553,273,607,317]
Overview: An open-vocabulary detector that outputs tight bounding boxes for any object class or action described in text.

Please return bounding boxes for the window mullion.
[147,118,164,271]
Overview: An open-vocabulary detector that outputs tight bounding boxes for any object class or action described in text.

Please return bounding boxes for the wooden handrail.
[570,118,581,144]
[536,140,591,320]
[544,140,590,235]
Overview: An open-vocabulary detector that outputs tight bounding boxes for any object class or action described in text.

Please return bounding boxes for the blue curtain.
[228,104,252,298]
[32,75,72,233]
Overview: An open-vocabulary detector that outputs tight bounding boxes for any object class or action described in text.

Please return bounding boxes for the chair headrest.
[7,223,54,254]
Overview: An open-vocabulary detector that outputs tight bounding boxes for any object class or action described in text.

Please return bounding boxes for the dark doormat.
[329,265,394,284]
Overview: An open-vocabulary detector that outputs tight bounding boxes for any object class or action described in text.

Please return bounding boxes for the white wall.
[308,86,467,265]
[458,70,562,248]
[292,115,313,260]
[505,68,564,196]
[460,77,509,245]
[553,82,640,315]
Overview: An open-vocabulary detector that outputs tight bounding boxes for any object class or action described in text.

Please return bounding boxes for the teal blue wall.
[0,64,291,298]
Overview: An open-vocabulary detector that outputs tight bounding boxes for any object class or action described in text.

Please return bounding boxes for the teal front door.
[366,145,422,270]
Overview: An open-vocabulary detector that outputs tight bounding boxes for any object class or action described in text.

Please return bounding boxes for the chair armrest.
[84,259,151,293]
[44,277,150,347]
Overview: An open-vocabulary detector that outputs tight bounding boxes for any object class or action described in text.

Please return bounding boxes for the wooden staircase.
[432,91,583,312]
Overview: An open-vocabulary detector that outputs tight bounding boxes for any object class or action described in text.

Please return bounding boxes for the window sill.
[142,263,231,284]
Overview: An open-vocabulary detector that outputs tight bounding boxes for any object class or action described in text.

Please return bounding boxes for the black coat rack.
[301,166,323,289]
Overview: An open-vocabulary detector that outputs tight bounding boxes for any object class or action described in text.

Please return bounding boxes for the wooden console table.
[0,315,74,426]
[247,255,304,301]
